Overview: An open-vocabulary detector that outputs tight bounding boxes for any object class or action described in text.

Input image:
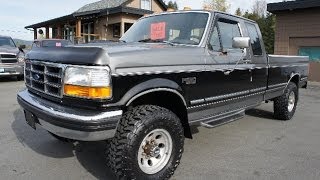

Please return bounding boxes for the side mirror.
[232,37,250,49]
[19,45,26,51]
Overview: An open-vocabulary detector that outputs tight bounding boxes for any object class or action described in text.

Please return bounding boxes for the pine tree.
[235,8,242,16]
[167,1,178,10]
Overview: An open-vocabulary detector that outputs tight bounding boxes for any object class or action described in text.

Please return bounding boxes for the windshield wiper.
[138,38,175,46]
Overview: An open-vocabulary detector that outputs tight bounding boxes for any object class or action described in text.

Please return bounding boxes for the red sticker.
[150,22,166,40]
[56,42,62,47]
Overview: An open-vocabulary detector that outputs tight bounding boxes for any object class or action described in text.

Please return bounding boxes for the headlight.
[63,66,112,99]
[17,53,25,63]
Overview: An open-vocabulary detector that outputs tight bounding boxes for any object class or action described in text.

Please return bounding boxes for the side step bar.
[200,109,245,128]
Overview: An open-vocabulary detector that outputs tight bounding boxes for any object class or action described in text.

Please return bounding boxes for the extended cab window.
[246,23,263,56]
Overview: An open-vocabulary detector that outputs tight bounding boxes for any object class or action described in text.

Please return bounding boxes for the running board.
[200,110,245,128]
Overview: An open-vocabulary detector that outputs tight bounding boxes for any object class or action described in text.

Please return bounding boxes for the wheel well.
[290,75,300,87]
[127,91,192,139]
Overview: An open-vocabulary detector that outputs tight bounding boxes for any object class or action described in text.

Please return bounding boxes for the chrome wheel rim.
[138,129,173,174]
[288,91,295,112]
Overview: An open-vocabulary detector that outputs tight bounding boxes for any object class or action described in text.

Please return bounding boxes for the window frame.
[207,17,243,52]
[141,0,152,10]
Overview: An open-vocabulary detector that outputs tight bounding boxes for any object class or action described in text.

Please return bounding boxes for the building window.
[141,0,151,10]
[113,23,121,38]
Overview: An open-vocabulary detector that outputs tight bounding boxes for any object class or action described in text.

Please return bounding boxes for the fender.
[284,73,300,91]
[113,78,186,107]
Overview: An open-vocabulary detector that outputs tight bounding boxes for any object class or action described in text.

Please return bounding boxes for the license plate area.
[24,110,38,130]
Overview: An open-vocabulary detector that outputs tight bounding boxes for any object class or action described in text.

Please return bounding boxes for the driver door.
[203,16,253,114]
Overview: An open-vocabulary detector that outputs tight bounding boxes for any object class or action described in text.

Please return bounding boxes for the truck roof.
[0,35,12,38]
[145,10,256,24]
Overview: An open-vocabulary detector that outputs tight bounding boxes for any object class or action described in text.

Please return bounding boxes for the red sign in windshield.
[150,22,166,40]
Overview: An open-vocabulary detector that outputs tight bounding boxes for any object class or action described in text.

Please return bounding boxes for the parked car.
[31,39,73,49]
[17,11,309,179]
[0,35,25,80]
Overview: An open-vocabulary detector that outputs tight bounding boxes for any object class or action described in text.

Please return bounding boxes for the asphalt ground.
[0,77,320,180]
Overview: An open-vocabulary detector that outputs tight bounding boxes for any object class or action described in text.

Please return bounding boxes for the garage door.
[299,47,320,62]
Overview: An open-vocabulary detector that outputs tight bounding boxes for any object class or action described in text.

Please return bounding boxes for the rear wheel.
[274,82,298,120]
[107,105,184,180]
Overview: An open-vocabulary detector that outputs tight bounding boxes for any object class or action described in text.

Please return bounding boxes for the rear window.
[246,23,263,56]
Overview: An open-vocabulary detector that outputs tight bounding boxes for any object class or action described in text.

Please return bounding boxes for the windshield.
[0,37,16,47]
[120,12,209,45]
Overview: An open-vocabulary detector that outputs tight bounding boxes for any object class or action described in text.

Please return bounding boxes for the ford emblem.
[33,73,41,80]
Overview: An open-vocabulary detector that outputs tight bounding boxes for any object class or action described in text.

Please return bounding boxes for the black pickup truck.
[17,11,309,179]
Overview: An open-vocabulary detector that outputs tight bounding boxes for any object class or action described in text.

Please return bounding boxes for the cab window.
[208,18,241,51]
[217,20,241,49]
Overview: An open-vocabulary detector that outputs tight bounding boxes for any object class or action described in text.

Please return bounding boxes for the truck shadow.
[11,109,116,179]
[0,77,19,82]
[246,108,275,120]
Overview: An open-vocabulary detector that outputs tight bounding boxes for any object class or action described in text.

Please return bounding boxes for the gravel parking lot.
[1,78,320,180]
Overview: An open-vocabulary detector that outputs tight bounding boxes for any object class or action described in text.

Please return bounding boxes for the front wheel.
[274,82,298,120]
[107,105,184,180]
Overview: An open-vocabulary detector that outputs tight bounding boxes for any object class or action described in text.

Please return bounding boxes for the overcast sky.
[0,0,283,40]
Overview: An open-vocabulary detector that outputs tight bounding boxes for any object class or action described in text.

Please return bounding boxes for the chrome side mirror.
[232,37,250,49]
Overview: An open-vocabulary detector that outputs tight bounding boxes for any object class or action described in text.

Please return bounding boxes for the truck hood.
[26,43,206,73]
[0,46,19,55]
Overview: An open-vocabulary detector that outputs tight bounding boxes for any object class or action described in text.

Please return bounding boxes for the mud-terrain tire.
[107,105,184,180]
[274,82,298,120]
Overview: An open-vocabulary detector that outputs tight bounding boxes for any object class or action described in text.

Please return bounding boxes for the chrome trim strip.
[112,64,307,77]
[188,91,264,109]
[126,88,187,107]
[251,87,267,93]
[269,55,309,58]
[38,119,116,141]
[268,83,287,89]
[205,90,250,103]
[190,86,267,106]
[269,64,308,68]
[190,99,205,105]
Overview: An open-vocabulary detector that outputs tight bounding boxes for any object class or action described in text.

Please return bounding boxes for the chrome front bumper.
[0,63,24,76]
[17,90,122,141]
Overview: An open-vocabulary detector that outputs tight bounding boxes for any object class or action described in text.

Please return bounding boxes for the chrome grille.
[25,60,64,98]
[0,54,17,63]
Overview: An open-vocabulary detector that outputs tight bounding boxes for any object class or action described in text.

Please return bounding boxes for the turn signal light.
[64,84,112,99]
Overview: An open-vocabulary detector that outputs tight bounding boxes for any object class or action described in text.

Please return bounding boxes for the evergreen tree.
[235,8,242,16]
[167,1,178,10]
